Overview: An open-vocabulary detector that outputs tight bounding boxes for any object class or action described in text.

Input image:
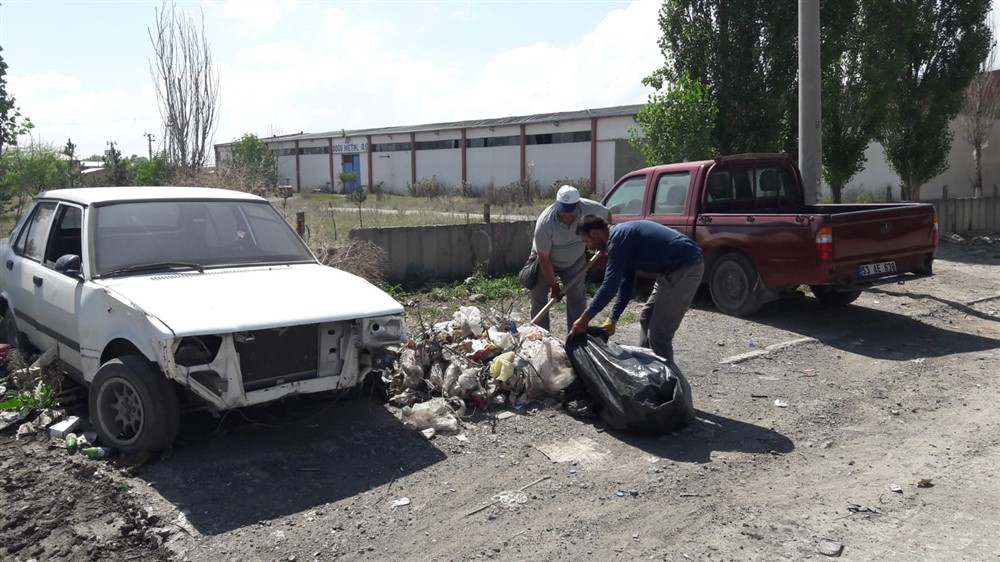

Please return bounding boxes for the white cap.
[555,185,580,212]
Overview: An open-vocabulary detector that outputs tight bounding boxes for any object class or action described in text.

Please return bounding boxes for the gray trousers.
[530,255,588,332]
[638,260,704,362]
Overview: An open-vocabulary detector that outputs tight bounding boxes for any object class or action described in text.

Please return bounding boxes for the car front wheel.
[89,356,180,453]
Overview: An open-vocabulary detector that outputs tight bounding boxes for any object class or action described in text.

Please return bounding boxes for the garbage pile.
[383,306,576,437]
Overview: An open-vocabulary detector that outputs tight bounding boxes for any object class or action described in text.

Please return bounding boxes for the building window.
[273,148,297,156]
[415,139,460,150]
[373,142,412,152]
[526,131,591,145]
[299,146,329,155]
[467,135,520,148]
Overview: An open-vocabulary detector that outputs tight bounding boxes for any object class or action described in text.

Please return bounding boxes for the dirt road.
[2,239,998,561]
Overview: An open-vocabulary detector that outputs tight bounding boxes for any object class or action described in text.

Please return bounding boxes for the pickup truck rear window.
[705,163,801,212]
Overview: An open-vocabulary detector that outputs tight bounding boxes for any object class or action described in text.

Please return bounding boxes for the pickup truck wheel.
[89,356,180,453]
[709,253,764,317]
[810,286,862,307]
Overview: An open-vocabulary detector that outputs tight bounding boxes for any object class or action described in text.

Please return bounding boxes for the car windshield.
[93,200,315,276]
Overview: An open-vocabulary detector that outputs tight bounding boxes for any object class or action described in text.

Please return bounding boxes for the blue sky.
[1,0,661,159]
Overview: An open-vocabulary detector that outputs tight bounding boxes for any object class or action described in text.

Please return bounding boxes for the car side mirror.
[55,254,82,276]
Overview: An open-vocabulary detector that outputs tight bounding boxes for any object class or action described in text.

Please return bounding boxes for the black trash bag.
[565,328,695,435]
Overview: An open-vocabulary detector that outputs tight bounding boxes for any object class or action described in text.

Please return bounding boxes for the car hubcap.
[100,378,144,444]
[718,265,748,306]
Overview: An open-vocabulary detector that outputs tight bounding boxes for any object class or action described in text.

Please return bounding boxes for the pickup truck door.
[5,201,84,368]
[646,170,696,237]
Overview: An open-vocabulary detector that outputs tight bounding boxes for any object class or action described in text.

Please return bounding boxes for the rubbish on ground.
[455,434,468,442]
[64,433,78,452]
[16,421,36,439]
[81,446,115,459]
[890,484,902,493]
[465,475,551,517]
[495,411,516,420]
[0,408,30,432]
[566,329,694,435]
[383,305,577,429]
[817,539,844,557]
[400,397,464,434]
[47,416,82,439]
[616,491,626,497]
[847,504,881,514]
[391,497,411,508]
[917,478,934,488]
[774,399,790,408]
[420,428,436,439]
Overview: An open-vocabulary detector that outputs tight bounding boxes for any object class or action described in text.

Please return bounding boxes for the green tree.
[102,141,131,186]
[63,138,82,187]
[1,46,35,198]
[821,1,904,203]
[649,1,798,155]
[1,143,68,214]
[629,74,718,165]
[880,0,992,201]
[131,153,171,186]
[226,133,276,193]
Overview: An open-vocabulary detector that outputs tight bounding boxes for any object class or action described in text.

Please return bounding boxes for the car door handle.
[5,260,12,271]
[32,276,43,287]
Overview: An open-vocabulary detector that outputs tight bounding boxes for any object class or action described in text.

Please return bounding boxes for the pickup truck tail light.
[815,226,834,260]
[933,213,939,247]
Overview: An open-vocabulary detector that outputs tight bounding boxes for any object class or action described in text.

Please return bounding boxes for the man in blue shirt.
[570,215,704,363]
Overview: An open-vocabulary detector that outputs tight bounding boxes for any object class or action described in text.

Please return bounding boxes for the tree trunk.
[831,180,843,203]
[974,144,984,198]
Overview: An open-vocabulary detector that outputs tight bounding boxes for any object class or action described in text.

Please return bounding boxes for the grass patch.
[619,311,639,324]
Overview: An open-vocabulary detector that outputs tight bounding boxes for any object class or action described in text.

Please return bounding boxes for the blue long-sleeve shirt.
[585,220,702,321]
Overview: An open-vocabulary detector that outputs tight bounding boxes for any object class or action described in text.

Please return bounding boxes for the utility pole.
[143,132,155,160]
[799,0,821,205]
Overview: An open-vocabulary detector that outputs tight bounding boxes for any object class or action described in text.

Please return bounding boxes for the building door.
[341,154,360,193]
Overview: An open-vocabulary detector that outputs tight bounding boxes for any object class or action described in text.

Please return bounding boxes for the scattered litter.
[847,504,881,514]
[47,416,81,439]
[817,539,844,557]
[0,409,29,432]
[748,341,757,349]
[466,476,550,516]
[910,358,926,364]
[750,394,768,399]
[569,469,577,475]
[399,397,464,434]
[917,478,934,488]
[890,484,902,493]
[774,399,789,408]
[615,491,626,497]
[391,497,411,508]
[420,428,436,439]
[15,421,36,439]
[455,434,468,442]
[495,411,516,420]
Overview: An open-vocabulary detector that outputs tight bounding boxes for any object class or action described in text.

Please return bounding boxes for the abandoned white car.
[0,187,407,452]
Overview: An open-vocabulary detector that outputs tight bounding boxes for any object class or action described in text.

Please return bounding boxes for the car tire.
[89,355,180,453]
[709,253,764,317]
[2,308,32,352]
[810,286,862,307]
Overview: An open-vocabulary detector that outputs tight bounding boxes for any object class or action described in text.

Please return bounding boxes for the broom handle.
[530,251,603,326]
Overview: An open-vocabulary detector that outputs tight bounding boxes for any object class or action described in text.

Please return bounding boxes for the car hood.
[97,263,404,336]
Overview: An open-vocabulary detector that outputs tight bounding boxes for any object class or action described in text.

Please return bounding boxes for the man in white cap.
[526,185,610,332]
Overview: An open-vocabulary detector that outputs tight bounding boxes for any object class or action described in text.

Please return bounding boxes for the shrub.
[408,176,447,198]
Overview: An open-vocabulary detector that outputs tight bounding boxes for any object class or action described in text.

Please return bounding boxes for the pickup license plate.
[858,260,897,277]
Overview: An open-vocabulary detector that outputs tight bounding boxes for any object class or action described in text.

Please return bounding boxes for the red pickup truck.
[600,153,938,316]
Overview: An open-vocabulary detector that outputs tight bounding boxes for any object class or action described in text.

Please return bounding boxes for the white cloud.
[221,0,298,35]
[322,8,348,31]
[421,0,661,121]
[8,72,160,158]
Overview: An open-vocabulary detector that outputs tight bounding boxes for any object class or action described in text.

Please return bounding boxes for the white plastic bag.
[400,397,464,434]
[521,337,575,398]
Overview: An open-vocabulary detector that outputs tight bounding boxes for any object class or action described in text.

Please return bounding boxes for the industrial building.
[213,105,645,195]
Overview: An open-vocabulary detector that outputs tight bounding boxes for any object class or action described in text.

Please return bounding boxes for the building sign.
[332,142,368,153]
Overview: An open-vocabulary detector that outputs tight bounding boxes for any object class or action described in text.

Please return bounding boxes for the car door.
[5,201,85,368]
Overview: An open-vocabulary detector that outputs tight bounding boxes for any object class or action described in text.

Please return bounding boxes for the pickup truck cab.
[0,187,407,452]
[601,154,938,316]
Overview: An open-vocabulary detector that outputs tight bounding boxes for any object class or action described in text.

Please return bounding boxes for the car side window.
[44,205,84,265]
[652,172,691,215]
[13,202,58,262]
[605,175,647,217]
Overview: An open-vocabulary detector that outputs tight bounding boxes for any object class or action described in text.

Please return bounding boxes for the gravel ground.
[2,237,999,561]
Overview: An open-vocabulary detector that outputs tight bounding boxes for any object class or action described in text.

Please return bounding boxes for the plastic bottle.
[64,433,78,452]
[81,447,114,459]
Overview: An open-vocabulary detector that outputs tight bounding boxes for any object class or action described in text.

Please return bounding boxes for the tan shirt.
[531,198,610,269]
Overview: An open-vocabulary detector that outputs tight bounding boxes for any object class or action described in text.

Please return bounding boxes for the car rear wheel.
[709,253,764,317]
[2,308,31,352]
[810,286,862,307]
[89,356,180,453]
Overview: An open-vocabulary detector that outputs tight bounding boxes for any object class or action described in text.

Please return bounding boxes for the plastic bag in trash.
[453,306,484,337]
[399,348,425,389]
[400,397,465,433]
[490,351,517,382]
[487,327,516,351]
[521,337,575,398]
[565,328,694,435]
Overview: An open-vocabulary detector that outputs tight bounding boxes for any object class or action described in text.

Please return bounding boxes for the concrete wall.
[841,117,1000,201]
[927,190,1000,235]
[349,221,534,283]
